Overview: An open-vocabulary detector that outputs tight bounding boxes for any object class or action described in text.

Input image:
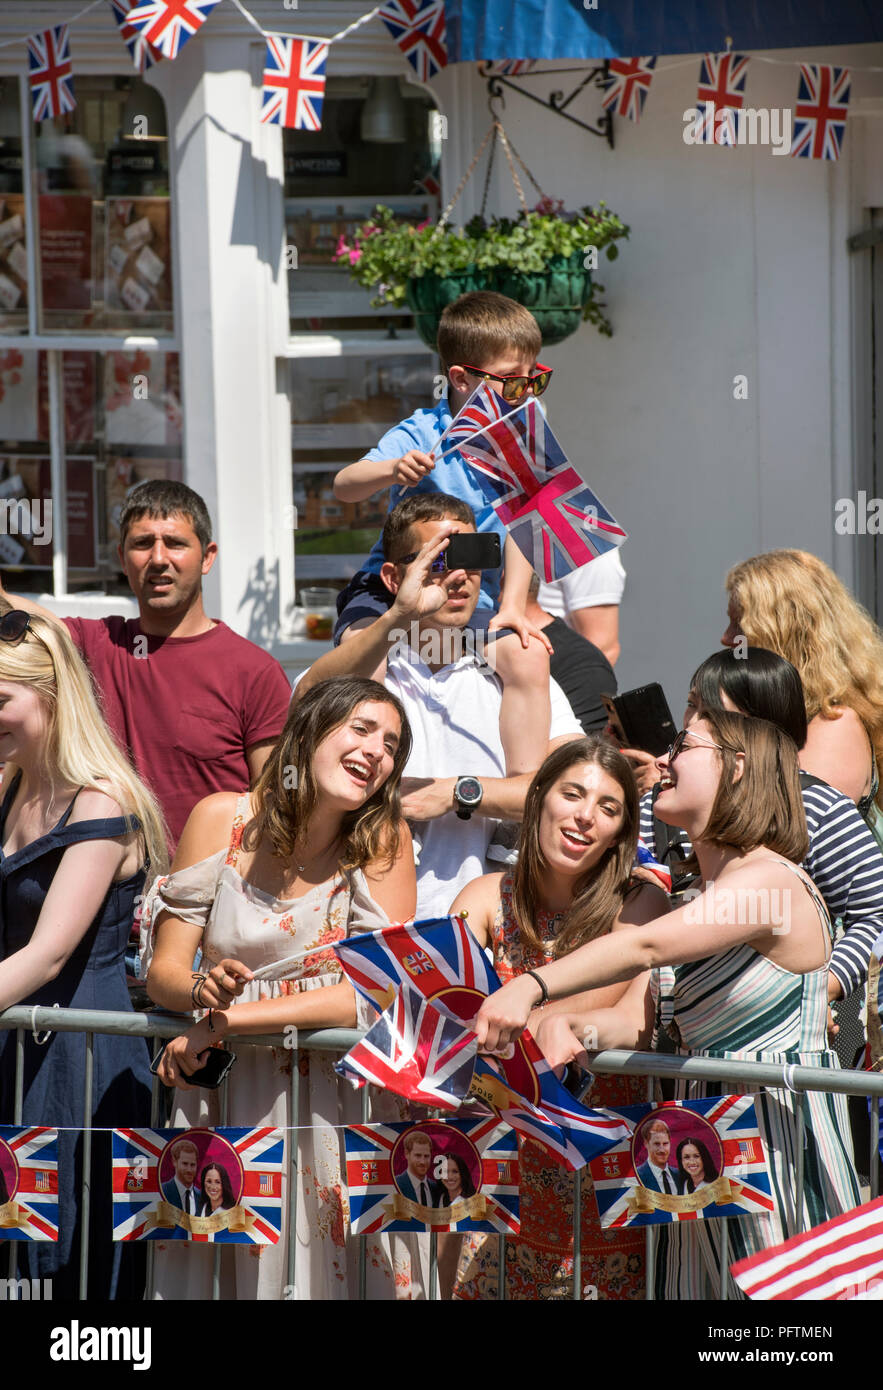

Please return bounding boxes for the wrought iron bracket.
[480,62,614,148]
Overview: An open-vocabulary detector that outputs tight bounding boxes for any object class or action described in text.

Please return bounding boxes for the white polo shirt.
[538,548,626,620]
[384,645,582,917]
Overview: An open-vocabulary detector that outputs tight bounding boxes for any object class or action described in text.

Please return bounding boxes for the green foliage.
[333,201,629,336]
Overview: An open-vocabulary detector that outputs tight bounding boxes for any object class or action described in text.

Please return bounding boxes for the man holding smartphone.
[295,494,582,917]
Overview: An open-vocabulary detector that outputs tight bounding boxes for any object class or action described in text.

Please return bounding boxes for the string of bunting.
[2,2,883,150]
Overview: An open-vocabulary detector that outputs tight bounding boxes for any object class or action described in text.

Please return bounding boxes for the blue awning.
[445,0,883,63]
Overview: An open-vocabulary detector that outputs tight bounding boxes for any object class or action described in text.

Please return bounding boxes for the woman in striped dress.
[473,711,861,1299]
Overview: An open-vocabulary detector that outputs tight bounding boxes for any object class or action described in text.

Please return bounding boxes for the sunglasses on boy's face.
[461,363,553,403]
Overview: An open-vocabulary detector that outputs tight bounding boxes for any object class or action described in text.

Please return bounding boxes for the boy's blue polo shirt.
[361,399,506,611]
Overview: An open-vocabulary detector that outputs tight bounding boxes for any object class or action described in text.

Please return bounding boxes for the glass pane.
[33,76,173,335]
[291,353,436,590]
[0,76,28,334]
[0,347,182,590]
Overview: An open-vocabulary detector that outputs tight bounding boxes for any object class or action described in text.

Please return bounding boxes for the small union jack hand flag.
[601,57,656,122]
[28,26,76,123]
[109,0,164,74]
[378,0,447,82]
[261,36,329,132]
[695,52,750,146]
[790,64,851,161]
[125,0,222,62]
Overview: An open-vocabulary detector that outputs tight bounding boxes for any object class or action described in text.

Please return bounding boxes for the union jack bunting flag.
[455,391,628,582]
[124,0,221,62]
[732,1195,883,1300]
[695,52,750,145]
[112,1126,283,1243]
[588,1095,774,1229]
[378,0,447,82]
[334,914,500,1017]
[413,172,441,199]
[345,1118,519,1234]
[337,980,478,1109]
[109,0,164,73]
[635,839,672,892]
[790,64,851,161]
[0,1126,58,1241]
[28,27,76,123]
[601,57,656,122]
[261,36,329,132]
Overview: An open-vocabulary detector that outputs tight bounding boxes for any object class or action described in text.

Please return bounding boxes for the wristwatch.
[454,775,483,820]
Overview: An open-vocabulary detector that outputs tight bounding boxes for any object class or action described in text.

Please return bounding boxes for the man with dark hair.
[295,495,582,916]
[636,1120,679,1195]
[0,480,291,849]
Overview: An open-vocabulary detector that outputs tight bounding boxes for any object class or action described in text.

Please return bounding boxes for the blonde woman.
[0,608,167,1300]
[723,550,883,815]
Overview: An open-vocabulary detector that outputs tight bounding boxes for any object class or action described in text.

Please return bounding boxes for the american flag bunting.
[790,64,851,161]
[0,1126,59,1241]
[378,0,447,81]
[28,27,76,123]
[732,1195,883,1300]
[261,35,329,131]
[112,1126,284,1243]
[124,0,221,62]
[109,0,164,73]
[601,57,656,122]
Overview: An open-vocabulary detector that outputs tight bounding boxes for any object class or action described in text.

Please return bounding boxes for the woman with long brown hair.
[450,735,667,1300]
[144,677,421,1300]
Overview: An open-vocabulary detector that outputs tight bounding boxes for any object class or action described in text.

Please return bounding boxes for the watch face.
[456,777,482,805]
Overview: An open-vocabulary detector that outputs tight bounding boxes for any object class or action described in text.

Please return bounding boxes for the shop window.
[285,77,440,592]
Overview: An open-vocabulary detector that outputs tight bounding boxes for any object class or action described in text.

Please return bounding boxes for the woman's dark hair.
[245,677,412,872]
[438,1152,477,1205]
[511,735,640,960]
[676,1137,720,1193]
[690,647,808,749]
[199,1162,237,1211]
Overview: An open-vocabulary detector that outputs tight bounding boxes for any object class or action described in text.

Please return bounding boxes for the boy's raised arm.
[333,451,435,504]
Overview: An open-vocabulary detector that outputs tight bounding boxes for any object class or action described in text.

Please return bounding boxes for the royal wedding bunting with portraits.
[589,1096,774,1229]
[0,1126,59,1242]
[112,1126,283,1243]
[345,1118,519,1234]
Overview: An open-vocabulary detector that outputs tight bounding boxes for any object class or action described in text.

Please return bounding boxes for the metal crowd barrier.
[1,1003,882,1302]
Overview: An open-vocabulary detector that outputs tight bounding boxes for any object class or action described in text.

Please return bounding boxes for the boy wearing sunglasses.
[331,291,556,781]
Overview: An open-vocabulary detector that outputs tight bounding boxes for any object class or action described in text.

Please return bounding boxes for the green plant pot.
[405,252,592,350]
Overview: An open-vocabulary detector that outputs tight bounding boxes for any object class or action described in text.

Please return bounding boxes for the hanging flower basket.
[404,250,594,349]
[333,120,629,351]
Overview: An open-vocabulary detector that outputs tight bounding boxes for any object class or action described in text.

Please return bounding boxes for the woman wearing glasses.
[474,712,861,1298]
[0,608,167,1299]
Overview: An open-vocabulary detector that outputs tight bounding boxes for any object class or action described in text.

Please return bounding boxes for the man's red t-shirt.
[64,616,291,849]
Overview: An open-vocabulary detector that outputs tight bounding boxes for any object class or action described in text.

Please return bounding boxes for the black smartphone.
[601,683,677,757]
[150,1044,237,1090]
[563,1063,595,1102]
[444,531,502,571]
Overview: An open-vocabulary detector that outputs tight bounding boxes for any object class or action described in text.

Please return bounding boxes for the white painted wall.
[433,46,883,715]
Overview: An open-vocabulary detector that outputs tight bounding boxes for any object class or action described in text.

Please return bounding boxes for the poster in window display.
[38,194,93,313]
[104,349,182,448]
[0,346,37,439]
[0,455,96,569]
[0,194,28,323]
[37,351,96,443]
[105,197,172,318]
[106,456,182,547]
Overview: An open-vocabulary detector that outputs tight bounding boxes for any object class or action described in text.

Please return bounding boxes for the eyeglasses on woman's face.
[665,728,725,764]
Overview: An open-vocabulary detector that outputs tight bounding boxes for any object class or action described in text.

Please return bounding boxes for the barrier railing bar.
[572,1166,582,1300]
[358,1083,369,1301]
[644,1075,655,1302]
[497,1233,506,1300]
[79,1031,93,1300]
[871,1099,880,1201]
[8,1028,23,1283]
[146,1072,161,1300]
[793,1096,806,1236]
[719,1218,729,1301]
[288,1042,300,1298]
[212,1070,230,1301]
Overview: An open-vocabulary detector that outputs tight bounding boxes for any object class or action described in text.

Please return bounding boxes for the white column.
[148,30,294,645]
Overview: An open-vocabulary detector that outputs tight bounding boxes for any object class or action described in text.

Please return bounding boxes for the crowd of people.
[0,290,881,1302]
